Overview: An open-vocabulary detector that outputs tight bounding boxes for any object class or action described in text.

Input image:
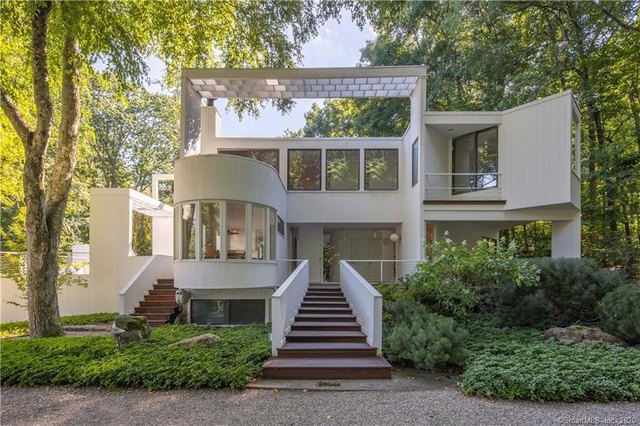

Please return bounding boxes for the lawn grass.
[1,324,271,390]
[459,317,640,402]
[0,313,118,338]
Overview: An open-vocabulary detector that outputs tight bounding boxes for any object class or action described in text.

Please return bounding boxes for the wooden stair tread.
[281,342,373,350]
[295,313,356,320]
[287,330,366,337]
[263,357,391,369]
[291,321,360,328]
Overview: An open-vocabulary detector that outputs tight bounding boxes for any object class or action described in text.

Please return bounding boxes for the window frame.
[364,148,399,191]
[287,148,322,191]
[452,126,499,194]
[218,148,280,172]
[325,148,360,191]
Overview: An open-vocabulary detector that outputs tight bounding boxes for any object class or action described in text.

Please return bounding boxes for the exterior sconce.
[389,233,400,243]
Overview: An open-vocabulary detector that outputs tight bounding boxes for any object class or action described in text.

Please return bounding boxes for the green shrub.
[399,236,539,318]
[0,313,118,338]
[600,282,640,344]
[384,298,469,370]
[460,316,640,402]
[492,258,625,328]
[0,324,270,390]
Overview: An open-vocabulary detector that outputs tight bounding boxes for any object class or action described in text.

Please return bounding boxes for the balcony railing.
[424,172,502,200]
[345,260,420,284]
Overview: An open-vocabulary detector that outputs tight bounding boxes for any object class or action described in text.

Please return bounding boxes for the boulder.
[170,333,221,347]
[543,325,628,346]
[111,315,152,347]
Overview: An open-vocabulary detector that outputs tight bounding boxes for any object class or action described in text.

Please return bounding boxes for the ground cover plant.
[1,324,270,390]
[0,313,118,339]
[459,318,640,402]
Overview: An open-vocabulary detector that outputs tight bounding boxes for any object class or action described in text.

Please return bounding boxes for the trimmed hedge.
[1,324,270,390]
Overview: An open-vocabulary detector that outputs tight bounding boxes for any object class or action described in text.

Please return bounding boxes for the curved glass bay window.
[175,200,278,262]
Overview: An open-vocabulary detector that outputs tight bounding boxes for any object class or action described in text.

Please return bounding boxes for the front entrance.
[322,227,397,282]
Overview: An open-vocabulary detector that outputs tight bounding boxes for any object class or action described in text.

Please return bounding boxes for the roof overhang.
[130,191,172,218]
[182,66,426,100]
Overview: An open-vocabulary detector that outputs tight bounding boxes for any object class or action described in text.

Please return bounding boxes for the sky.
[147,13,375,137]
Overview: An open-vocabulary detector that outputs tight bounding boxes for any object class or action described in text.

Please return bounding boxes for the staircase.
[133,278,177,327]
[262,283,392,379]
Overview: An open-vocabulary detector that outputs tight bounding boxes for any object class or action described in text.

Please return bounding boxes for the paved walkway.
[2,370,638,425]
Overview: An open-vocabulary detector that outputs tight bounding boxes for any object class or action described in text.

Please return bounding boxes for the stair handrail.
[118,254,173,315]
[271,259,309,356]
[340,260,383,355]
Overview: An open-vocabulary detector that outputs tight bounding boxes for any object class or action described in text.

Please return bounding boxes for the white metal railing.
[0,251,90,275]
[424,172,502,199]
[345,260,420,284]
[271,260,309,355]
[118,255,173,314]
[340,261,383,354]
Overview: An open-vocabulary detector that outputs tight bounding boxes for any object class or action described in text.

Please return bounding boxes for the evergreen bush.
[384,298,469,370]
[493,258,625,328]
[599,282,640,344]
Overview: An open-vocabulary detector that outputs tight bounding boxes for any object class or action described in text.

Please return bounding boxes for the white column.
[551,214,581,258]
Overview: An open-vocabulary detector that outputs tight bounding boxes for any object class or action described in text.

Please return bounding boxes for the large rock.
[111,315,152,347]
[543,325,628,346]
[170,333,220,348]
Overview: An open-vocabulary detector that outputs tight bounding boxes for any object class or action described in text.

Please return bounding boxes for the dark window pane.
[229,300,265,324]
[250,150,279,172]
[365,149,398,190]
[476,128,498,189]
[277,215,285,236]
[452,133,476,193]
[326,149,359,190]
[181,203,196,259]
[191,300,225,324]
[220,149,249,157]
[288,149,321,190]
[201,202,221,259]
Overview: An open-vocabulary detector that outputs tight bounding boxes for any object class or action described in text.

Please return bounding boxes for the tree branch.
[596,3,640,33]
[46,35,81,215]
[32,0,54,150]
[0,89,34,143]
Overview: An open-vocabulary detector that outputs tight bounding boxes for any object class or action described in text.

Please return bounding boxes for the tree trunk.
[1,2,81,338]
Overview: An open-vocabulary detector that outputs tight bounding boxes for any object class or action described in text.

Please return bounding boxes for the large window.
[219,149,279,172]
[326,149,359,190]
[181,203,196,259]
[452,127,498,194]
[252,206,266,260]
[226,202,247,260]
[365,149,398,190]
[201,202,221,259]
[176,201,277,262]
[288,149,321,190]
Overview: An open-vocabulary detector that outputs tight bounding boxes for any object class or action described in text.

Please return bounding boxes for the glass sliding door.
[452,127,498,194]
[452,133,476,193]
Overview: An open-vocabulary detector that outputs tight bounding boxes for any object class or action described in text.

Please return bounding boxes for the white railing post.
[271,260,309,355]
[340,260,383,355]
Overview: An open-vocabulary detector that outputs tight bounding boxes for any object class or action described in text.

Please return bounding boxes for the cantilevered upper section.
[182,66,426,99]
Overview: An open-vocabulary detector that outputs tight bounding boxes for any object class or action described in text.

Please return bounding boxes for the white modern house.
[2,65,581,378]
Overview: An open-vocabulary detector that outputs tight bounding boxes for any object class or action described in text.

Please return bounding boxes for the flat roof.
[182,66,426,100]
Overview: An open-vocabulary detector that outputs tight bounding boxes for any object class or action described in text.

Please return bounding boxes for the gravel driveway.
[2,380,638,426]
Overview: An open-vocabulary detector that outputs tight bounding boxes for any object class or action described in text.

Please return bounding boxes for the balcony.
[424,172,503,202]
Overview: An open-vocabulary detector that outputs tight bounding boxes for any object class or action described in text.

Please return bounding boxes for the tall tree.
[0,0,343,337]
